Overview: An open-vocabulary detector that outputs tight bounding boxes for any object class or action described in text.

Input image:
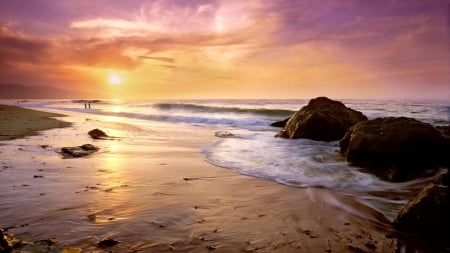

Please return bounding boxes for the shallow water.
[0,113,231,251]
[3,98,449,220]
[1,98,449,242]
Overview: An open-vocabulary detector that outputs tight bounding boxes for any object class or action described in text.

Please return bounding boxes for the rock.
[36,238,58,246]
[61,144,99,158]
[1,229,27,252]
[98,238,119,248]
[79,144,98,151]
[339,117,450,181]
[88,129,109,139]
[270,117,290,128]
[435,170,449,186]
[393,183,449,242]
[276,97,367,141]
[437,125,450,138]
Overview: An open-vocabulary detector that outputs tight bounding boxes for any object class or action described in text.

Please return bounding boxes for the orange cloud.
[0,0,448,99]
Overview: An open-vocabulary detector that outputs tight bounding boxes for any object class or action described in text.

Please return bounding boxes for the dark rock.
[88,129,109,139]
[437,125,450,138]
[393,183,449,242]
[98,238,119,248]
[37,238,57,246]
[435,170,449,186]
[79,144,99,151]
[340,117,450,181]
[61,144,99,158]
[276,97,367,141]
[1,229,27,252]
[270,117,290,128]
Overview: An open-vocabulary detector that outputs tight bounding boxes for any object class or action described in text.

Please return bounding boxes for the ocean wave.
[71,99,109,104]
[153,103,295,117]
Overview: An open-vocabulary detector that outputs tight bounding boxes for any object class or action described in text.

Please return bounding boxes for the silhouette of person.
[84,101,87,109]
[88,101,91,109]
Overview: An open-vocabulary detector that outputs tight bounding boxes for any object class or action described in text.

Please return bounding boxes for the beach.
[0,104,71,141]
[0,103,403,252]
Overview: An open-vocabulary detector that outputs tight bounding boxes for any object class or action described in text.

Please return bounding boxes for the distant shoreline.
[0,104,71,141]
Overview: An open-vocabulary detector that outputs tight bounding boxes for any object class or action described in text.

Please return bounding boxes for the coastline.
[0,104,71,141]
[0,104,398,252]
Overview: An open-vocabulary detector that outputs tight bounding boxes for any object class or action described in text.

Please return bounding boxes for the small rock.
[97,238,119,248]
[87,214,96,222]
[88,129,109,139]
[38,238,58,246]
[1,229,28,251]
[61,144,99,158]
[364,242,376,250]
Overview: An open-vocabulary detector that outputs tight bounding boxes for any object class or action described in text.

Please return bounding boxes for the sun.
[108,74,122,85]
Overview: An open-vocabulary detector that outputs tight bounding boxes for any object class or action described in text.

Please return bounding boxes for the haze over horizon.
[0,0,449,100]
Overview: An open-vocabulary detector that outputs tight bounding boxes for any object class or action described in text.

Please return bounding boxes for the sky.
[0,0,449,99]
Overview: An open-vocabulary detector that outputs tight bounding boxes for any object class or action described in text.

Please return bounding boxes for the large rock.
[437,125,450,138]
[339,117,450,181]
[270,117,290,128]
[275,97,367,141]
[393,183,449,242]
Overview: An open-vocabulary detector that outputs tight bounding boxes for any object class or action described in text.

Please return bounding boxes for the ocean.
[10,98,450,220]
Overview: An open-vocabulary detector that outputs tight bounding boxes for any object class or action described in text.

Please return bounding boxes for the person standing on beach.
[84,101,87,109]
[88,101,91,109]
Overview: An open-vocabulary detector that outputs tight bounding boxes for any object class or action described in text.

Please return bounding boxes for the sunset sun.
[108,74,122,85]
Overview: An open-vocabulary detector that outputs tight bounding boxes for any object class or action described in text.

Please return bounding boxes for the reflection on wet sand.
[0,109,401,252]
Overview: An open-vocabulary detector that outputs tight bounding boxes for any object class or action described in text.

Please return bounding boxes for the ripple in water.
[204,129,441,220]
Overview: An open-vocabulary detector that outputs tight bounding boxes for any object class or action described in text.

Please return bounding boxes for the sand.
[0,104,71,140]
[0,104,399,252]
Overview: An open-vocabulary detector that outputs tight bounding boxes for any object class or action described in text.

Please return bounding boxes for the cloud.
[0,29,142,70]
[138,56,175,63]
[0,27,50,66]
[68,0,219,37]
[153,64,177,69]
[0,0,448,98]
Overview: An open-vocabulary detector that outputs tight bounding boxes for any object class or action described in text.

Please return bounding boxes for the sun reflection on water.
[101,142,124,189]
[88,140,134,222]
[112,105,121,113]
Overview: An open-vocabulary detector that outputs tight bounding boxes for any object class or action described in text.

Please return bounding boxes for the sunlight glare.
[109,74,122,85]
[112,105,121,113]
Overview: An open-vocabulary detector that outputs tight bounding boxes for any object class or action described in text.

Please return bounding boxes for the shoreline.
[0,104,71,141]
[0,104,399,252]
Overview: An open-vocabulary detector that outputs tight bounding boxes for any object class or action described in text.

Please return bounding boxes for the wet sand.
[0,104,398,252]
[0,104,71,140]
